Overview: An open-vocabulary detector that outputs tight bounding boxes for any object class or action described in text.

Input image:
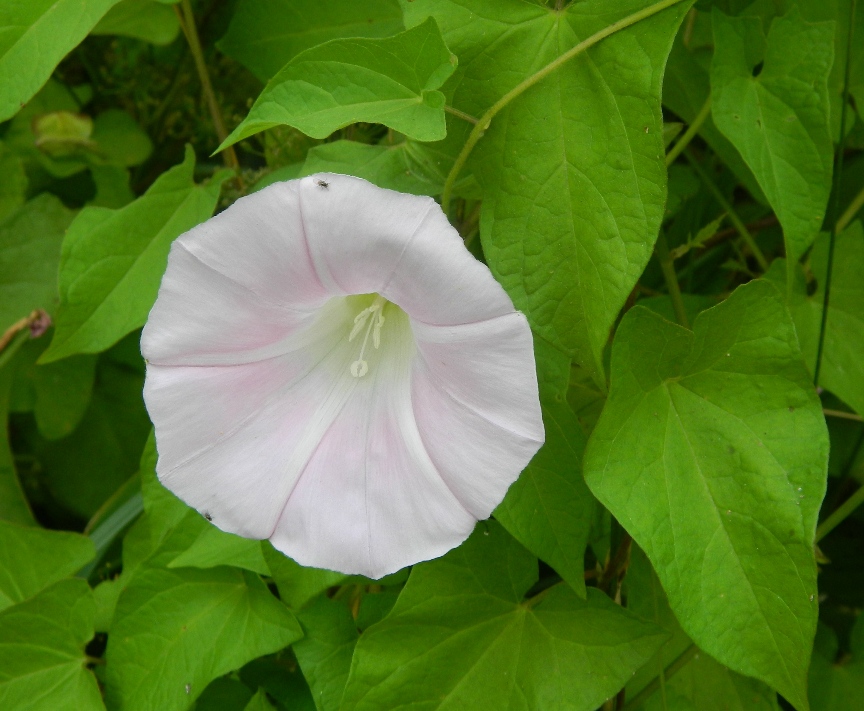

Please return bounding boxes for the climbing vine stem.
[440,0,690,213]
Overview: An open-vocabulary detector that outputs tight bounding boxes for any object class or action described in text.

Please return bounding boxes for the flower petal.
[410,313,544,518]
[141,183,334,366]
[270,312,476,579]
[298,174,515,325]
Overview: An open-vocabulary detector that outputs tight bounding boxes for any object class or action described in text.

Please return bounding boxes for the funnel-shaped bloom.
[142,174,543,578]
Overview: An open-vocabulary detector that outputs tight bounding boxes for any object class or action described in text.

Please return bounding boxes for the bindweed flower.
[142,174,544,579]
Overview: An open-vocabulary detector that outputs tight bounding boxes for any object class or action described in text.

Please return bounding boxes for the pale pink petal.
[141,184,334,366]
[297,174,515,325]
[409,313,544,519]
[270,317,476,578]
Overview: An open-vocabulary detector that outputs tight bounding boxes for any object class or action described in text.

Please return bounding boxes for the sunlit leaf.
[584,280,827,711]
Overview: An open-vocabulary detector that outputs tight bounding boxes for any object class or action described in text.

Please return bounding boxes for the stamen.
[349,295,387,378]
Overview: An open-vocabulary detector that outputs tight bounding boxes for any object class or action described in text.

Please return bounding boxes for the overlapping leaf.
[0,0,122,121]
[41,146,228,363]
[584,280,827,710]
[218,0,402,81]
[0,579,103,711]
[220,18,456,148]
[495,338,595,596]
[765,223,864,416]
[0,520,93,611]
[406,0,691,383]
[341,522,667,711]
[711,8,834,265]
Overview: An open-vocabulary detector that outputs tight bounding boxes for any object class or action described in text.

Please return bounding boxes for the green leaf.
[169,526,271,576]
[104,567,302,711]
[89,109,154,167]
[220,18,456,148]
[195,678,254,711]
[41,146,227,363]
[584,280,828,711]
[0,194,74,334]
[808,623,864,711]
[239,655,317,711]
[294,597,358,711]
[218,0,403,81]
[243,689,278,711]
[0,579,103,711]
[626,546,780,711]
[407,0,690,383]
[341,522,668,711]
[29,344,151,518]
[300,140,445,195]
[0,365,35,526]
[0,0,122,122]
[92,0,180,45]
[765,223,864,416]
[710,7,834,264]
[494,338,595,597]
[11,337,97,439]
[0,143,27,222]
[662,13,768,203]
[263,543,346,610]
[0,519,94,611]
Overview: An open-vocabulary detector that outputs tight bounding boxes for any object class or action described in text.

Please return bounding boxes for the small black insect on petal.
[316,179,329,189]
[203,511,212,521]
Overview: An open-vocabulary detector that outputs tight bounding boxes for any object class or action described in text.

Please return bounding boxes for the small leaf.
[41,146,227,363]
[0,0,123,122]
[104,567,302,711]
[220,18,456,148]
[0,520,94,611]
[0,579,103,711]
[711,8,834,264]
[584,280,827,711]
[341,522,667,711]
[218,0,403,81]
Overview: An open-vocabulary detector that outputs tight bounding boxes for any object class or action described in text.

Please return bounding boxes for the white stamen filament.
[349,295,387,378]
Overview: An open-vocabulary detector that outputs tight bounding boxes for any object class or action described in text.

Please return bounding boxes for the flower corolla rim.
[142,173,544,578]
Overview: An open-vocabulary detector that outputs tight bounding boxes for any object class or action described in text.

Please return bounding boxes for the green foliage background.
[1,0,863,709]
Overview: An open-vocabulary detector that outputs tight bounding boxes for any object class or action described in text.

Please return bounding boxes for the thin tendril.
[814,0,857,387]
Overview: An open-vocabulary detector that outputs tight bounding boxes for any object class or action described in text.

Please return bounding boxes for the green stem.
[665,96,711,167]
[440,0,689,212]
[816,484,864,543]
[823,408,863,422]
[836,184,864,234]
[814,0,857,387]
[444,105,478,125]
[622,644,699,711]
[655,233,690,328]
[175,0,239,170]
[684,150,769,271]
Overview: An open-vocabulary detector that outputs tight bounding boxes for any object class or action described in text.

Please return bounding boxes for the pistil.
[349,295,387,378]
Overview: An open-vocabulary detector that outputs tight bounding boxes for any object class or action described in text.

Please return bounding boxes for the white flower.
[142,174,544,579]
